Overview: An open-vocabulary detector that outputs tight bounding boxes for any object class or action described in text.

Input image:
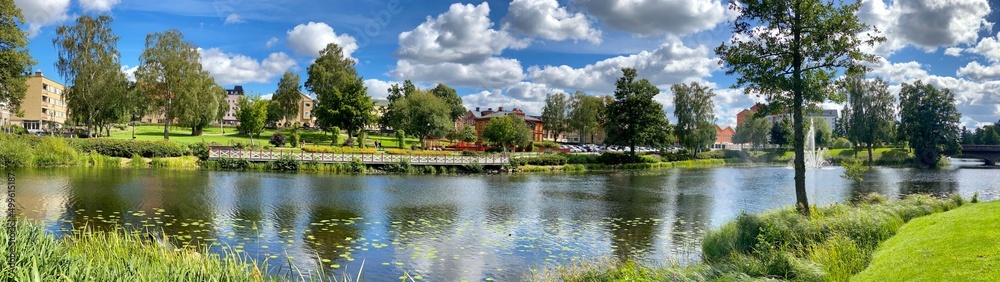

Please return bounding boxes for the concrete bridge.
[960,145,1000,166]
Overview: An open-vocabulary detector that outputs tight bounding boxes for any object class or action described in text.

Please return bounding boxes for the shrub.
[534,141,561,149]
[461,150,486,156]
[216,158,250,170]
[301,145,377,154]
[68,139,185,158]
[0,135,33,167]
[841,158,868,182]
[597,152,641,165]
[187,142,210,161]
[270,155,300,172]
[832,137,852,149]
[289,130,301,148]
[696,150,726,159]
[566,153,597,164]
[485,147,503,153]
[128,153,146,168]
[384,149,454,156]
[330,126,341,145]
[270,132,287,147]
[463,160,484,173]
[510,154,568,166]
[2,124,27,135]
[348,157,365,173]
[382,158,411,173]
[32,137,78,167]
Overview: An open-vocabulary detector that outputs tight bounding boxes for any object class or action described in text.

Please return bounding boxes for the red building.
[461,106,544,144]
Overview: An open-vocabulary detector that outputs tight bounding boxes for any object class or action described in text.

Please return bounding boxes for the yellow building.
[12,72,68,133]
[278,92,316,127]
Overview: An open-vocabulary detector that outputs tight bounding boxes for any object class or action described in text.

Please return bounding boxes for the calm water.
[4,159,999,281]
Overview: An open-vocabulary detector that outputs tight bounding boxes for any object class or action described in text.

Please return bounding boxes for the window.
[305,103,311,107]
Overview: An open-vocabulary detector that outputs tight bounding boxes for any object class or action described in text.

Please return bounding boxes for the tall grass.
[0,220,363,281]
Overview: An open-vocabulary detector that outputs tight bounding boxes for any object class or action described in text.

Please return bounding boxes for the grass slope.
[107,125,428,148]
[854,200,1000,281]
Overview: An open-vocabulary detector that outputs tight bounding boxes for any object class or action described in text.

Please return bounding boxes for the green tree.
[429,83,465,121]
[482,114,532,152]
[394,90,452,147]
[771,119,793,147]
[395,129,405,149]
[833,110,848,138]
[568,92,601,144]
[236,96,268,145]
[0,0,34,111]
[734,110,772,150]
[541,92,569,142]
[458,124,477,143]
[135,29,207,140]
[380,80,416,131]
[265,101,283,127]
[715,0,883,215]
[843,76,895,166]
[305,43,375,146]
[53,15,128,137]
[979,126,1000,145]
[605,68,671,155]
[272,71,302,127]
[898,81,962,168]
[173,71,225,136]
[809,116,832,148]
[672,82,717,157]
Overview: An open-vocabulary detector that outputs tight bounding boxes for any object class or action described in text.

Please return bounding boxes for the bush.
[0,135,33,168]
[510,154,568,166]
[463,160,484,173]
[270,155,300,172]
[384,149,454,156]
[461,150,486,156]
[269,132,287,147]
[533,141,561,149]
[597,152,642,165]
[2,124,27,135]
[32,137,78,167]
[288,130,301,148]
[301,145,377,154]
[216,158,250,170]
[485,147,504,153]
[566,153,597,164]
[841,158,868,182]
[348,157,365,173]
[832,137,852,149]
[68,138,185,158]
[188,142,210,161]
[382,158,411,173]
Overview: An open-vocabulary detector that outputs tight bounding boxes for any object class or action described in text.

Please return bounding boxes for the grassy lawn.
[854,200,1000,281]
[107,125,435,150]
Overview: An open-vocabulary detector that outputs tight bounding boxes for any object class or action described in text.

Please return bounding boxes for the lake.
[4,159,999,281]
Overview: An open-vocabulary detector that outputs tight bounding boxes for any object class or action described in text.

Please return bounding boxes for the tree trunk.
[867,144,874,167]
[792,35,809,216]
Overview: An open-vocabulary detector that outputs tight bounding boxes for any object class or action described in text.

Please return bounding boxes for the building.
[367,99,390,132]
[545,130,607,144]
[715,125,735,144]
[1,103,11,128]
[462,106,544,144]
[737,103,792,126]
[277,92,316,127]
[807,108,839,130]
[11,71,68,133]
[221,86,244,125]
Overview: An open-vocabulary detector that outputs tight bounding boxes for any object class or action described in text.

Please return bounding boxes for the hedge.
[511,154,568,166]
[301,145,377,154]
[384,149,455,156]
[67,138,186,158]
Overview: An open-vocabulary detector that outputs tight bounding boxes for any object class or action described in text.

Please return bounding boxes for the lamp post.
[131,114,137,139]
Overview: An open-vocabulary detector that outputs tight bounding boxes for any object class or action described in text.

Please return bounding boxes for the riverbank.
[535,194,976,281]
[854,198,999,281]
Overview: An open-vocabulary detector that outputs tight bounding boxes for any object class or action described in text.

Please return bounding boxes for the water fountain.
[789,119,828,169]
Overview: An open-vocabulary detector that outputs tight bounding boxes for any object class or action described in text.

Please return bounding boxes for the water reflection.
[3,164,999,281]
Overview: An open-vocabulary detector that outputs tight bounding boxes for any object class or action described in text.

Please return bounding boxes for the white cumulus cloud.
[395,2,528,64]
[573,0,730,36]
[13,0,70,37]
[79,0,120,12]
[859,0,993,54]
[502,0,601,44]
[265,37,279,48]
[957,61,1000,82]
[198,48,297,85]
[363,79,403,100]
[390,57,525,89]
[286,22,358,58]
[224,14,244,24]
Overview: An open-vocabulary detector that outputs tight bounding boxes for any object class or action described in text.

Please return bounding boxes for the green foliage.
[0,0,35,110]
[810,116,833,148]
[1,124,27,135]
[542,92,570,141]
[716,0,883,216]
[186,142,210,161]
[596,152,642,165]
[382,158,411,173]
[0,135,33,167]
[67,138,185,158]
[214,158,250,170]
[136,29,209,140]
[702,194,963,281]
[673,82,717,156]
[235,96,269,144]
[306,43,374,144]
[128,153,145,168]
[272,71,302,125]
[832,137,852,149]
[269,132,287,147]
[567,92,604,144]
[843,76,896,163]
[270,155,300,172]
[734,110,772,149]
[53,15,130,137]
[482,114,532,152]
[898,81,962,168]
[300,145,376,154]
[770,119,792,147]
[429,83,466,121]
[511,154,568,166]
[841,158,868,182]
[605,68,672,154]
[565,154,597,164]
[457,125,476,143]
[348,157,365,173]
[288,127,301,148]
[393,90,452,145]
[32,137,79,167]
[330,126,341,145]
[394,129,406,148]
[462,160,484,173]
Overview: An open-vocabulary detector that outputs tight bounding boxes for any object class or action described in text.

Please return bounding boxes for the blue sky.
[14,0,1000,128]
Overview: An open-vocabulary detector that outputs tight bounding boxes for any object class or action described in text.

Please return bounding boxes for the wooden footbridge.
[207,147,510,166]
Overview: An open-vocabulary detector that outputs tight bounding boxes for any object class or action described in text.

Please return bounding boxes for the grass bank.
[854,198,999,281]
[0,220,274,281]
[537,194,973,281]
[107,125,431,149]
